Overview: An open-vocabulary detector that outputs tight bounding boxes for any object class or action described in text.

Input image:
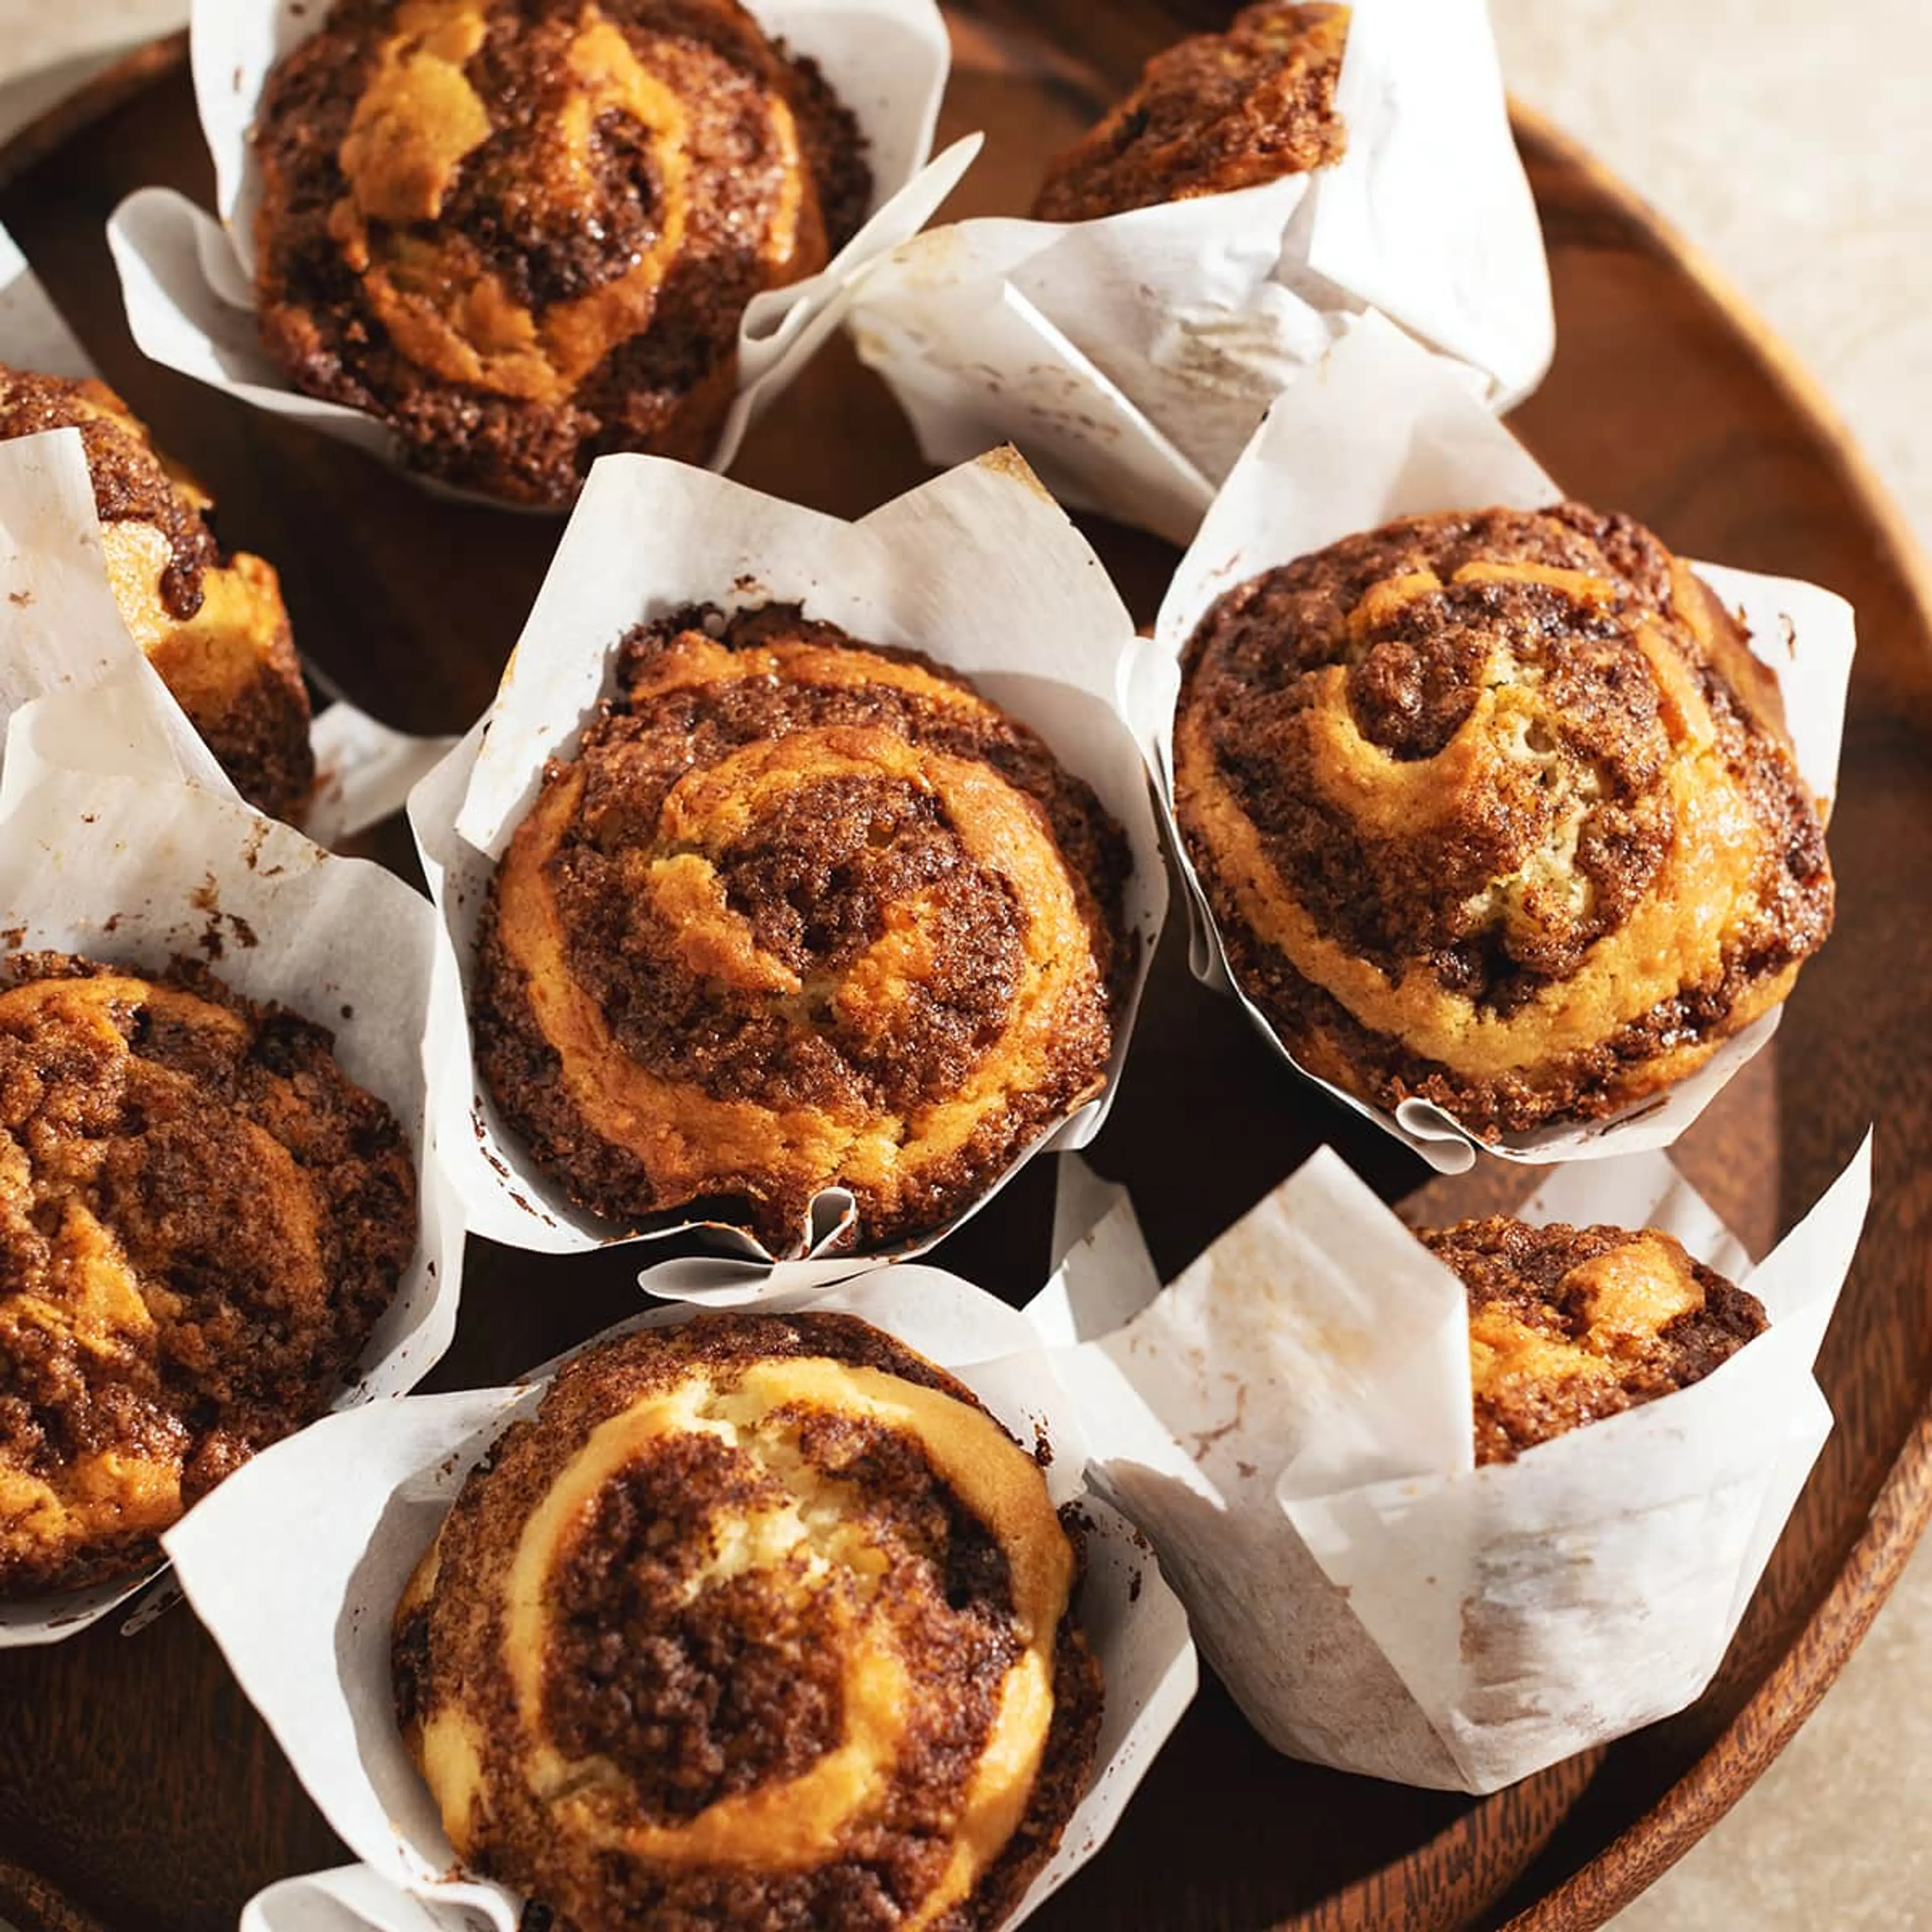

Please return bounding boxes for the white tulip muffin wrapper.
[246,1866,451,1932]
[305,703,461,848]
[0,224,456,839]
[409,447,1166,1288]
[0,426,230,792]
[162,1271,1198,1932]
[0,463,462,1645]
[847,0,1553,544]
[0,223,95,380]
[1124,312,1857,1174]
[1050,1136,1872,1793]
[107,0,970,504]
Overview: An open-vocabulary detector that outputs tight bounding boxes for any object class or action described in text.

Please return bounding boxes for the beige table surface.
[0,4,1925,1928]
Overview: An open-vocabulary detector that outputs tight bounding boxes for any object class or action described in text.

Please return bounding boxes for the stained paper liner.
[0,222,453,841]
[1051,1137,1872,1792]
[0,493,462,1644]
[105,0,974,507]
[408,446,1166,1291]
[163,1271,1198,1932]
[847,0,1553,544]
[1124,310,1858,1173]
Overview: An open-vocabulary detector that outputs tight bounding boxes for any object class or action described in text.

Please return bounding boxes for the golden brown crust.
[1422,1216,1768,1465]
[0,365,315,821]
[473,604,1132,1252]
[0,953,416,1596]
[1031,2,1349,222]
[393,1313,1103,1931]
[1173,502,1835,1135]
[252,0,871,505]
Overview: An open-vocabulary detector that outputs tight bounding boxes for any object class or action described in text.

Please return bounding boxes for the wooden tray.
[2,10,1930,1931]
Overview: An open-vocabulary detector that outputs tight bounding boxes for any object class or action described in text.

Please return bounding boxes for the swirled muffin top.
[393,1312,1103,1931]
[253,0,871,504]
[474,603,1133,1251]
[1422,1216,1768,1465]
[0,366,313,820]
[1031,2,1349,222]
[1173,503,1834,1135]
[0,955,416,1596]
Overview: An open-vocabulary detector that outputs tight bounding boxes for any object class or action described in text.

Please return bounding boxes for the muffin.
[0,365,314,820]
[1031,2,1349,222]
[0,954,416,1597]
[252,0,872,505]
[1422,1216,1769,1465]
[474,603,1133,1250]
[393,1312,1104,1930]
[1173,502,1835,1135]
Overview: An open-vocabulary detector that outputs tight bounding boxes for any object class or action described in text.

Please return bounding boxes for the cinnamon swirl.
[1173,503,1834,1135]
[0,365,313,821]
[393,1312,1103,1929]
[252,0,871,504]
[0,955,416,1596]
[1422,1216,1768,1465]
[1031,2,1349,223]
[474,604,1132,1250]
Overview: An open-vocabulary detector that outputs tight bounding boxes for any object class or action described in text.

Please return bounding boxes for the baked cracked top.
[0,365,314,821]
[0,955,416,1596]
[252,0,871,504]
[393,1312,1103,1931]
[474,603,1133,1251]
[1031,1,1349,222]
[1173,502,1834,1135]
[1422,1216,1768,1464]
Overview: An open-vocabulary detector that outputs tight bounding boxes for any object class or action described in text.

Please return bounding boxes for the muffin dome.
[1173,502,1834,1135]
[1031,1,1349,222]
[0,956,416,1596]
[252,0,871,503]
[1422,1216,1768,1465]
[474,604,1132,1251]
[393,1312,1103,1930]
[0,365,314,821]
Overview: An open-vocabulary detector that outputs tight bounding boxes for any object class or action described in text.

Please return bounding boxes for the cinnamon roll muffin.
[0,365,313,820]
[1031,2,1349,222]
[0,955,416,1597]
[393,1312,1103,1930]
[474,603,1133,1251]
[1422,1216,1768,1465]
[1173,503,1835,1135]
[252,0,872,504]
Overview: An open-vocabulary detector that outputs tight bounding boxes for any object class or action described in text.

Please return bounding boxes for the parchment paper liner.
[407,445,1166,1293]
[0,429,462,1646]
[1123,310,1857,1174]
[162,1270,1198,1931]
[0,220,453,841]
[106,0,976,508]
[1049,1136,1872,1792]
[846,0,1553,545]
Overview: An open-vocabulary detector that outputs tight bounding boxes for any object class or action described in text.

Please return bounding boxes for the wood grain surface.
[0,11,1929,1932]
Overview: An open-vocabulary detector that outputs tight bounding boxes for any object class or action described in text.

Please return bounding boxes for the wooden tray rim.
[2,35,1930,1932]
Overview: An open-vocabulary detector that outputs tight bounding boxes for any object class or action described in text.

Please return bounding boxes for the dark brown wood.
[0,35,186,193]
[1,22,1929,1932]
